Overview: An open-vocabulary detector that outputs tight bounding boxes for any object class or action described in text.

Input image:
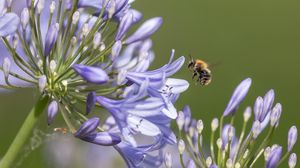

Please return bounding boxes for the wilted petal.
[74,117,100,138]
[266,146,282,168]
[125,17,163,44]
[47,100,58,125]
[288,126,297,152]
[80,132,121,146]
[73,64,109,84]
[44,23,59,56]
[0,13,20,37]
[223,78,252,117]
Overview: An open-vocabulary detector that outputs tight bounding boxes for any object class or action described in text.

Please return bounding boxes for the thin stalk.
[0,95,49,168]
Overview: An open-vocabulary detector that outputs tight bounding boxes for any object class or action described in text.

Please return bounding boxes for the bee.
[188,55,212,85]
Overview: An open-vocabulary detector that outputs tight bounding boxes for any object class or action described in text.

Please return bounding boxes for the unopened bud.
[71,36,77,46]
[235,163,241,168]
[252,120,261,139]
[243,149,249,159]
[93,32,102,49]
[178,139,185,154]
[289,153,297,168]
[164,152,172,168]
[72,11,80,24]
[211,118,219,132]
[38,75,47,92]
[50,1,56,13]
[49,60,56,72]
[21,8,29,29]
[217,138,223,149]
[108,0,116,19]
[176,111,185,131]
[206,156,212,167]
[188,127,195,137]
[37,0,45,13]
[264,146,271,161]
[243,106,251,122]
[82,23,89,37]
[226,159,233,168]
[196,119,204,134]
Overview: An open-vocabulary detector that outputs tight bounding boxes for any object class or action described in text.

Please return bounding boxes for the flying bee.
[188,55,212,86]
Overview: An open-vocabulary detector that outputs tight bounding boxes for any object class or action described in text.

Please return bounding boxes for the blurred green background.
[0,0,299,167]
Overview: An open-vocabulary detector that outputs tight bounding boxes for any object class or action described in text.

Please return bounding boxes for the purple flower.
[266,146,282,168]
[74,117,100,138]
[223,78,252,117]
[288,126,297,152]
[73,64,109,84]
[125,17,163,44]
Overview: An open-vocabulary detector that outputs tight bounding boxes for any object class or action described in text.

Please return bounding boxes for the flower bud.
[72,11,80,24]
[206,156,212,167]
[266,146,282,168]
[226,158,233,168]
[211,118,219,132]
[217,138,223,149]
[37,0,45,13]
[223,78,252,117]
[289,153,297,168]
[50,1,56,14]
[73,64,109,84]
[44,23,59,57]
[47,100,58,125]
[176,111,185,131]
[38,75,47,92]
[49,60,56,72]
[243,106,251,122]
[252,120,261,139]
[288,126,297,152]
[21,8,29,29]
[125,17,163,44]
[178,139,185,154]
[111,40,122,61]
[74,117,100,138]
[86,91,96,115]
[93,32,102,49]
[82,23,89,37]
[196,119,204,134]
[115,11,134,41]
[108,0,116,19]
[164,152,172,168]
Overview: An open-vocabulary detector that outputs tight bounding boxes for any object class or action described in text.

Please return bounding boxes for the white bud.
[82,23,89,36]
[217,138,223,149]
[3,57,11,78]
[264,146,271,161]
[228,126,235,141]
[211,118,219,132]
[50,1,56,13]
[108,0,116,19]
[93,32,102,49]
[206,156,212,167]
[72,11,80,24]
[37,0,45,13]
[243,106,252,122]
[289,153,297,168]
[99,43,106,51]
[49,60,56,72]
[21,8,29,29]
[164,152,172,168]
[196,119,204,134]
[37,59,43,68]
[13,35,18,49]
[243,149,249,159]
[188,127,195,137]
[226,159,233,168]
[176,111,185,131]
[178,139,185,154]
[235,163,241,168]
[71,36,77,46]
[38,75,47,92]
[270,103,282,127]
[252,120,261,139]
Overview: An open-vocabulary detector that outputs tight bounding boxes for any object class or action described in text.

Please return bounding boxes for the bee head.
[188,54,195,69]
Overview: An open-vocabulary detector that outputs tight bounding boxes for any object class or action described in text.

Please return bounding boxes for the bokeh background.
[0,0,299,167]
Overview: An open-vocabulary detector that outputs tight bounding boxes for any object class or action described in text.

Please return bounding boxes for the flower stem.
[0,95,49,168]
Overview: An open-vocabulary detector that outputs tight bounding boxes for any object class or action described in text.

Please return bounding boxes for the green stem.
[0,96,49,168]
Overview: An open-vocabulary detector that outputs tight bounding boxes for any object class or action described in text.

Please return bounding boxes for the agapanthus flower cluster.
[0,0,189,167]
[171,78,297,168]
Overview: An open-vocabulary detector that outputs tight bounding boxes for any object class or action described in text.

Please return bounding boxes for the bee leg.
[192,72,197,79]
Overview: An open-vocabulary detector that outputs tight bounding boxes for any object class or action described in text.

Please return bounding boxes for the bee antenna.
[188,54,194,61]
